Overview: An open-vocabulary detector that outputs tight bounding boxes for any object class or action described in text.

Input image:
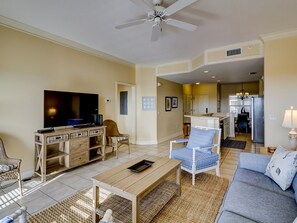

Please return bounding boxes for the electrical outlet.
[269,114,277,121]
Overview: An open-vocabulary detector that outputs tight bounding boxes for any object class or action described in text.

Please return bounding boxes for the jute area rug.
[28,172,228,223]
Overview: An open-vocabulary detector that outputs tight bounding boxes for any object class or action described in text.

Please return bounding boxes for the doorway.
[193,95,209,114]
[115,82,136,144]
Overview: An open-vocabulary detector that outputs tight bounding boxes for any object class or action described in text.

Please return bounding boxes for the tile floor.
[0,133,263,219]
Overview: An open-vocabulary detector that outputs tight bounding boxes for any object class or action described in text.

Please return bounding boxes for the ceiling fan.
[116,0,198,41]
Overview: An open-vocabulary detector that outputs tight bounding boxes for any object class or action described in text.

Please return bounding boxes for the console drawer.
[69,138,88,154]
[69,152,88,167]
[89,128,104,136]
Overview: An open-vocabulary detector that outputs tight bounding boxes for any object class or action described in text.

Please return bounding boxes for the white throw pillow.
[265,146,297,191]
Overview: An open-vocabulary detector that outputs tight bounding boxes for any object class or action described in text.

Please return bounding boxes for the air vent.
[226,48,242,57]
[249,72,257,75]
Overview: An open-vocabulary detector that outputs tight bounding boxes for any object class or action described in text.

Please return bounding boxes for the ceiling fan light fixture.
[117,0,198,41]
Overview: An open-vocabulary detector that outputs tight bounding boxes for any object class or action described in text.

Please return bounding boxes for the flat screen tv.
[44,90,99,128]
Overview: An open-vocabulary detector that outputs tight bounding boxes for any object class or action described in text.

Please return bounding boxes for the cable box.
[37,127,54,133]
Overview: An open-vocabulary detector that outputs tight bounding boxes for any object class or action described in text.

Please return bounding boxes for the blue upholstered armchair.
[169,126,222,185]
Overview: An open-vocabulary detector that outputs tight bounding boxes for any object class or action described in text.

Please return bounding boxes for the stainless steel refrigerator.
[251,96,264,143]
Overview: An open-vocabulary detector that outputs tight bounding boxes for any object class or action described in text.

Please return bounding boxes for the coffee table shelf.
[92,155,181,223]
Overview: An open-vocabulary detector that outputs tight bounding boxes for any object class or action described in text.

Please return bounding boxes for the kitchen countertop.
[184,113,229,121]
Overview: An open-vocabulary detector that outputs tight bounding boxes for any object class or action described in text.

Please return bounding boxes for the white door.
[116,83,136,144]
[193,95,209,114]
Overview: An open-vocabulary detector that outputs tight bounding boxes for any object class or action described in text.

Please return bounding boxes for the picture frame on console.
[165,96,171,112]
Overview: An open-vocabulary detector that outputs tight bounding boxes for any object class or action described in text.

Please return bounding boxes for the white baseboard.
[157,131,183,144]
[136,140,158,145]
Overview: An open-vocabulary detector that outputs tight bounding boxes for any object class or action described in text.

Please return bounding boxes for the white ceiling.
[1,0,297,83]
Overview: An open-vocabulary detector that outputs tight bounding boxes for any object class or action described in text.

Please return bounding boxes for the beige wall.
[264,35,297,148]
[192,83,218,113]
[183,84,193,95]
[157,78,183,142]
[156,62,189,75]
[220,82,259,113]
[0,26,135,176]
[135,67,158,144]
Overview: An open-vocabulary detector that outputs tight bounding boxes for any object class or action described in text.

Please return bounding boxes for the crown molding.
[0,16,135,68]
[260,29,297,42]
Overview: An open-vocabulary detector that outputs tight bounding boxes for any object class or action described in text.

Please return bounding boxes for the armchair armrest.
[171,139,189,144]
[239,152,271,173]
[1,158,21,167]
[169,139,189,158]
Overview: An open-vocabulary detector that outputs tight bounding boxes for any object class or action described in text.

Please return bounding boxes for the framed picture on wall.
[165,96,171,112]
[171,97,178,108]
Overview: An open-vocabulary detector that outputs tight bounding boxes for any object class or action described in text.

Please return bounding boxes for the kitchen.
[183,81,264,143]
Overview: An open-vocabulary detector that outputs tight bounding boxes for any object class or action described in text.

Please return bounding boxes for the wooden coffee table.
[92,155,181,223]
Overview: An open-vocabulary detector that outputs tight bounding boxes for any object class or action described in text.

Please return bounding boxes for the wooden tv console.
[34,126,106,182]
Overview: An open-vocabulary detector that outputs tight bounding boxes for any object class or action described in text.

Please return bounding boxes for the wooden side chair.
[169,126,221,185]
[0,138,23,196]
[102,120,130,158]
[237,113,249,133]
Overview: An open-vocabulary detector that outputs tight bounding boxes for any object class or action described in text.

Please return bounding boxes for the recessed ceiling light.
[217,80,221,82]
[196,82,200,85]
[204,70,209,73]
[211,76,216,79]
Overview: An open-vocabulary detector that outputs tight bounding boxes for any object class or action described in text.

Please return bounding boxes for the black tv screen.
[44,90,99,128]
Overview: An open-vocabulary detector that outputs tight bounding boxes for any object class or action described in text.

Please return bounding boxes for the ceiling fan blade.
[165,18,197,31]
[151,24,161,41]
[164,0,198,16]
[115,19,147,29]
[130,0,154,12]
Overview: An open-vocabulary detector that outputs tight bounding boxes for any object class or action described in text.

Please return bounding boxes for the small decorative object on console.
[37,127,54,133]
[267,146,276,153]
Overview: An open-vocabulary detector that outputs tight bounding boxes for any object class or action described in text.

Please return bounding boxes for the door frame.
[115,82,136,144]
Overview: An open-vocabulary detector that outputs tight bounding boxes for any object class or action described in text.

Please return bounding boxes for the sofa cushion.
[170,148,218,170]
[239,152,271,173]
[217,211,257,223]
[222,181,297,223]
[265,146,297,190]
[234,168,295,199]
[186,127,215,150]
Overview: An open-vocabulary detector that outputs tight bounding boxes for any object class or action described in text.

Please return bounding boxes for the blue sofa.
[216,153,297,223]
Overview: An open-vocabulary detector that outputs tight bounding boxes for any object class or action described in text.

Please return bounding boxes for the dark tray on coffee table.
[127,160,154,173]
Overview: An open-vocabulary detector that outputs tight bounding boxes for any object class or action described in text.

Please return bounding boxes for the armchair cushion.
[116,136,129,141]
[0,216,13,223]
[0,164,18,173]
[171,148,219,170]
[186,127,215,150]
